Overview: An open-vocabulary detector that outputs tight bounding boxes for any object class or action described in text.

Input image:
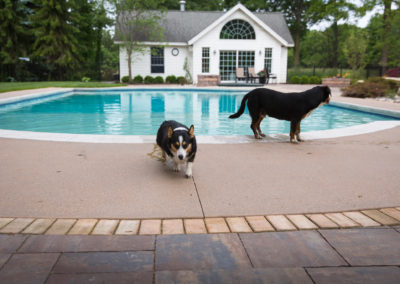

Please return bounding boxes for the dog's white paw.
[185,162,193,178]
[172,164,180,172]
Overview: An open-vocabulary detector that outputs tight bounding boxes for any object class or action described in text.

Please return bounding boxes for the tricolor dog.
[156,120,197,178]
[229,86,331,142]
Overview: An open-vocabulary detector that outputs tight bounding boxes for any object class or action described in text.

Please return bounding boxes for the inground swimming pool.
[0,89,398,136]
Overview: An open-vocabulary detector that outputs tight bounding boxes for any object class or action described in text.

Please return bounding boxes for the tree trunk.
[127,49,132,81]
[332,20,339,69]
[95,28,102,81]
[380,0,392,74]
[293,0,304,68]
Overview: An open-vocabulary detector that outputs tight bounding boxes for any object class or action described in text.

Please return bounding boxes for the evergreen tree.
[72,0,96,80]
[31,0,81,80]
[0,0,27,80]
[93,0,113,81]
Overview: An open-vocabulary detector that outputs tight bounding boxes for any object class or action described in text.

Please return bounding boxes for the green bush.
[121,76,130,83]
[300,75,310,84]
[165,75,177,84]
[309,76,321,84]
[81,77,90,82]
[154,76,164,84]
[342,77,400,98]
[177,76,186,85]
[289,75,301,84]
[132,75,143,84]
[144,75,154,84]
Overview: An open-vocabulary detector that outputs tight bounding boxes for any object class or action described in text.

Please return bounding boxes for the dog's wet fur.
[229,86,331,142]
[156,120,197,178]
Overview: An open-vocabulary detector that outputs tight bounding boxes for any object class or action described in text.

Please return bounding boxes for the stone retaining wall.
[197,75,220,86]
[322,78,351,88]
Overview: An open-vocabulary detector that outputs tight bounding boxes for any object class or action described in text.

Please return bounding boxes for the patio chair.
[269,73,277,83]
[248,67,257,83]
[235,67,246,83]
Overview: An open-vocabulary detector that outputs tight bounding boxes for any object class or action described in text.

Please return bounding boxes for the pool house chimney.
[180,0,186,11]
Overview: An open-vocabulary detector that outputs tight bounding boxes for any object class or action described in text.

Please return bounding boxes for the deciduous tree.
[113,0,165,81]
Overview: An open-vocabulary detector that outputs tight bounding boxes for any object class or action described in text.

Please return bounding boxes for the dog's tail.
[229,94,249,119]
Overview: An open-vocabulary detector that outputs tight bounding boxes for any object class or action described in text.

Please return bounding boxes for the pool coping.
[1,87,400,144]
[1,207,399,235]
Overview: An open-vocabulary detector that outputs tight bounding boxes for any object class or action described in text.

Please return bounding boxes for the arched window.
[220,19,255,39]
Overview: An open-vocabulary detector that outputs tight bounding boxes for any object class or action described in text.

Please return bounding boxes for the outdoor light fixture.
[259,50,262,55]
[213,50,217,55]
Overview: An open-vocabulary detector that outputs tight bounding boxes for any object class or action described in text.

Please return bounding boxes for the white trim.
[1,121,399,144]
[115,41,189,46]
[188,3,292,47]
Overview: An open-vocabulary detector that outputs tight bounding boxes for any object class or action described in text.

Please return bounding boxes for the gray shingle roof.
[115,10,294,45]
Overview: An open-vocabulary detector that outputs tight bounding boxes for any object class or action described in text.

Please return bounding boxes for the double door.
[219,50,255,81]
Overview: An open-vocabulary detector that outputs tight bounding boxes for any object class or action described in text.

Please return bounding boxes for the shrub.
[132,75,143,84]
[309,76,321,84]
[144,75,154,84]
[177,76,186,85]
[165,75,177,84]
[300,75,310,84]
[342,78,400,98]
[154,76,164,84]
[81,77,90,82]
[121,76,130,83]
[289,75,301,84]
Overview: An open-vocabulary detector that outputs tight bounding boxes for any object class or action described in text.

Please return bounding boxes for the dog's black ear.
[325,86,332,96]
[168,126,173,138]
[188,125,195,138]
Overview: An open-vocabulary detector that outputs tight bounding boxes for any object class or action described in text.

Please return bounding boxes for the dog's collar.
[173,127,188,132]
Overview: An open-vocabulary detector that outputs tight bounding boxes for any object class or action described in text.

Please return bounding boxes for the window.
[151,47,164,73]
[220,19,255,40]
[264,48,272,73]
[202,47,210,73]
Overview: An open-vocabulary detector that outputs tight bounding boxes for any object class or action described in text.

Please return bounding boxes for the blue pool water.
[0,90,396,135]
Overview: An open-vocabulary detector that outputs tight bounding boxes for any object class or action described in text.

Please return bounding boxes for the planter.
[259,76,266,84]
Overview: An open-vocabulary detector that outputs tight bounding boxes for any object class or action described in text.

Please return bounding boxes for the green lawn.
[0,81,125,93]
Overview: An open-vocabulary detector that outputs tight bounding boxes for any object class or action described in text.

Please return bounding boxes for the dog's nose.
[178,154,184,160]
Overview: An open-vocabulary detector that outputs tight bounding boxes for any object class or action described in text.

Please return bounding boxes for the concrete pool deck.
[0,85,399,221]
[1,85,400,282]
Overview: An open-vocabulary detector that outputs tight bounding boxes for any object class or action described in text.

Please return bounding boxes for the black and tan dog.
[156,120,197,178]
[229,86,331,142]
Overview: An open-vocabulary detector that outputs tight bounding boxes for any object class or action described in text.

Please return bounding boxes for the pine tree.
[31,0,81,80]
[0,0,26,79]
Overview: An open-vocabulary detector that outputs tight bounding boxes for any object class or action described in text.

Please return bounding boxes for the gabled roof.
[115,4,294,46]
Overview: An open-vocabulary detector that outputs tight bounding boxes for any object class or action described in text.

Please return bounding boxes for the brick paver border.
[1,207,399,236]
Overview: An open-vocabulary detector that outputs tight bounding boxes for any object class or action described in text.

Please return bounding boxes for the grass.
[287,67,381,80]
[0,81,125,93]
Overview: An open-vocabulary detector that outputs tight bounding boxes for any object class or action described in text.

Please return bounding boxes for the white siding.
[191,10,287,83]
[119,9,289,83]
[119,46,190,81]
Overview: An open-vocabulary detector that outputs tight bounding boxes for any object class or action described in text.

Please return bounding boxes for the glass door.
[219,50,255,81]
[238,51,255,77]
[219,51,237,81]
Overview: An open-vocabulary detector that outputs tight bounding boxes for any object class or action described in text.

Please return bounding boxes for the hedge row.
[121,75,187,85]
[289,75,322,84]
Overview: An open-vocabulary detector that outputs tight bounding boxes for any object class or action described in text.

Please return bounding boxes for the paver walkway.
[1,227,400,283]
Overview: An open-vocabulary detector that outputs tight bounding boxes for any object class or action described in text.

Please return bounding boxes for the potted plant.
[258,70,267,84]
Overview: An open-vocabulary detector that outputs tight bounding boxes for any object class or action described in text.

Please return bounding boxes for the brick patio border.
[1,207,399,235]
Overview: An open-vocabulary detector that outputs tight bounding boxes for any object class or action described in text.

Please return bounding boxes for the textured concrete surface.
[0,85,400,219]
[0,125,399,218]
